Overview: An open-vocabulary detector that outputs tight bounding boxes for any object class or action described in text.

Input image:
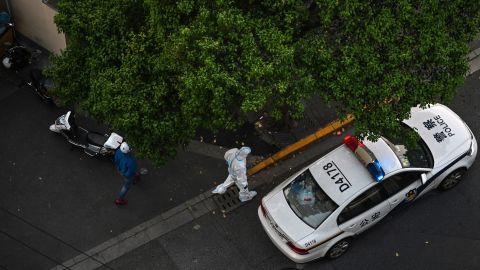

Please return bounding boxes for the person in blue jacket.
[114,142,138,205]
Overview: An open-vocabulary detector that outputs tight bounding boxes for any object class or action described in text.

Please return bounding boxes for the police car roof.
[308,142,398,205]
[403,104,471,165]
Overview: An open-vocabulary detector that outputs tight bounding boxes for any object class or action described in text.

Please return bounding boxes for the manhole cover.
[212,186,242,213]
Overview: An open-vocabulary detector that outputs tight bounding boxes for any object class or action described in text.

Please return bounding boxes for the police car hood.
[403,104,472,166]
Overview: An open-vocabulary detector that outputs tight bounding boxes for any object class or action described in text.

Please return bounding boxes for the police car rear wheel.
[326,238,351,259]
[438,169,466,191]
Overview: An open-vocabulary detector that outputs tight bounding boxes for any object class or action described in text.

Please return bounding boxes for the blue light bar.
[366,159,385,182]
[344,136,386,182]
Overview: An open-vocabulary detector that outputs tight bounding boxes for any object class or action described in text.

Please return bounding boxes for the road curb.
[467,47,480,61]
[247,114,354,176]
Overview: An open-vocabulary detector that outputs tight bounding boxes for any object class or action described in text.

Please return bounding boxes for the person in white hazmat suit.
[212,146,257,202]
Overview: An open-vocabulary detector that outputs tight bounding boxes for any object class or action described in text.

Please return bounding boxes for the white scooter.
[49,111,124,157]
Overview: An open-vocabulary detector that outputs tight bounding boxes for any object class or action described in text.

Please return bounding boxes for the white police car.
[258,104,477,263]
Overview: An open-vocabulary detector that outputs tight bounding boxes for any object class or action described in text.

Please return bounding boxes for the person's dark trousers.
[118,176,134,200]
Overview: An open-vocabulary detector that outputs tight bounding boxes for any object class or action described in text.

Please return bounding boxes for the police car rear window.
[284,169,338,228]
[382,126,433,168]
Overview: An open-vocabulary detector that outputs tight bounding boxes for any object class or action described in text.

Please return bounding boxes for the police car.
[258,104,477,263]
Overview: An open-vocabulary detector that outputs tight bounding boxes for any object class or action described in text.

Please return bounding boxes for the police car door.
[337,184,390,235]
[380,171,423,209]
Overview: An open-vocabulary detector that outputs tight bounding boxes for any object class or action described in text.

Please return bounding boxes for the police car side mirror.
[421,173,427,185]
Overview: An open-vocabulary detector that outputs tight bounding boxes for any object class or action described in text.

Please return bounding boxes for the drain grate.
[212,186,243,213]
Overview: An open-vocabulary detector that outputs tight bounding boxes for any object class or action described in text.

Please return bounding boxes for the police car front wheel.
[438,169,466,191]
[326,238,351,259]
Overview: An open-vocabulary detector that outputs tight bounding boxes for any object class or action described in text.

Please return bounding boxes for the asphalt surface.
[1,43,480,270]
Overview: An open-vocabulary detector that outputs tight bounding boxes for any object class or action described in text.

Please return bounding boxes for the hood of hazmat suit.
[236,147,251,161]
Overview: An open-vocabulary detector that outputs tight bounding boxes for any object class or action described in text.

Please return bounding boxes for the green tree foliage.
[47,0,480,164]
[308,0,480,141]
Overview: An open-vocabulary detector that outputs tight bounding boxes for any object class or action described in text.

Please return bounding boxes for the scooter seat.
[87,132,107,147]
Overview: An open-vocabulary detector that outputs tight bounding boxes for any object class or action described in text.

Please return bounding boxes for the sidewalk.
[467,35,480,75]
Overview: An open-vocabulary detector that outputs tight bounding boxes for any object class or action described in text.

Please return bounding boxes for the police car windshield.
[382,126,433,168]
[283,169,338,228]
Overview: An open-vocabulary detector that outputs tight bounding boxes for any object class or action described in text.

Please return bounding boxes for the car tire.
[326,238,351,260]
[438,169,466,191]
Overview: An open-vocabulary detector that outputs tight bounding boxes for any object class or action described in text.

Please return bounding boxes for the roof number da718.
[323,161,352,192]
